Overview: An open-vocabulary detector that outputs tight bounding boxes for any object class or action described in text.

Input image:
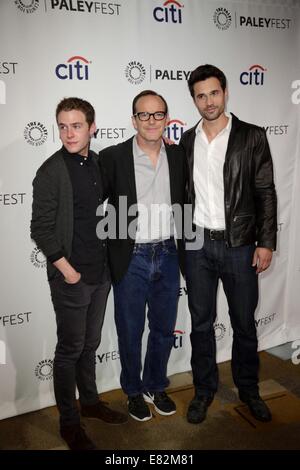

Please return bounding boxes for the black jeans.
[185,235,259,398]
[49,275,110,428]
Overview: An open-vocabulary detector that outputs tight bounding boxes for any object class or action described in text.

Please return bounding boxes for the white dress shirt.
[193,113,232,229]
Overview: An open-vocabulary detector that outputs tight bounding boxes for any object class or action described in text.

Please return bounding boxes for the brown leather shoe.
[81,400,128,424]
[60,424,98,450]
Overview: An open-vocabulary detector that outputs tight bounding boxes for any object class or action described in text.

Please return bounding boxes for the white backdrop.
[1,0,300,420]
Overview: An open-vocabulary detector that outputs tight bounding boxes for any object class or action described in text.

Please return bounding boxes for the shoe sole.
[81,414,128,425]
[187,415,206,424]
[128,411,152,422]
[143,394,176,416]
[127,400,152,422]
[239,398,272,422]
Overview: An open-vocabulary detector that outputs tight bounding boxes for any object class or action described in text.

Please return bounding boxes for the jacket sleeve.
[253,129,277,250]
[30,166,63,258]
[98,147,115,200]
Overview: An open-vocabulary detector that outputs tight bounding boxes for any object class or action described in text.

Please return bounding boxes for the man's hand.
[252,247,273,274]
[53,257,81,284]
[64,271,81,284]
[163,136,175,145]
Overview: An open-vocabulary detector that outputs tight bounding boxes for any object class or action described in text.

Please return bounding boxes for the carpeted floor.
[1,352,300,451]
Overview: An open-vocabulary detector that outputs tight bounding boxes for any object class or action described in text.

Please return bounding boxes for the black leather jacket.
[180,113,277,250]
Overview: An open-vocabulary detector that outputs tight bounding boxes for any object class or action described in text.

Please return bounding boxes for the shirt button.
[80,162,83,166]
[94,182,97,185]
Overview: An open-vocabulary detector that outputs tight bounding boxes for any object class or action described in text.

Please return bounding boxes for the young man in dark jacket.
[180,64,277,425]
[31,97,126,451]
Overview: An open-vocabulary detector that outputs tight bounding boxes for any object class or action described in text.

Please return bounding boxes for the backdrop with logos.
[0,0,300,420]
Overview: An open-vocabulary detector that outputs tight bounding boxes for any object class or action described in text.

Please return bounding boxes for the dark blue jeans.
[185,235,259,398]
[49,275,110,428]
[113,238,180,396]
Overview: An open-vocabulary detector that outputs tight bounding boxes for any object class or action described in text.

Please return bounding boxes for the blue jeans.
[113,238,180,396]
[185,235,259,397]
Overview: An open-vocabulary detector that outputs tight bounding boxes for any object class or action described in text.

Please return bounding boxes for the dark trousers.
[113,238,180,396]
[49,276,110,428]
[185,235,259,398]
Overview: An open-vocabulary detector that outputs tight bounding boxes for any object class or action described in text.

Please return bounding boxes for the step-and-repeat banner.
[1,0,300,420]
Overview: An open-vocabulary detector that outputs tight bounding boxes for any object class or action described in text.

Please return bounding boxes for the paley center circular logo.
[214,322,226,341]
[213,7,232,30]
[125,61,146,85]
[30,247,46,268]
[24,121,48,146]
[15,0,40,14]
[35,359,53,381]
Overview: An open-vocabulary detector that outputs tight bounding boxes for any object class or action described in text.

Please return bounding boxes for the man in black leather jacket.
[180,64,277,425]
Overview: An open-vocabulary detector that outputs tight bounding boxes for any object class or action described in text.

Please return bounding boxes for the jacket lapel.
[123,137,138,204]
[166,144,176,204]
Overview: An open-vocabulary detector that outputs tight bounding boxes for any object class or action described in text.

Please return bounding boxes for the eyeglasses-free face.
[57,110,96,157]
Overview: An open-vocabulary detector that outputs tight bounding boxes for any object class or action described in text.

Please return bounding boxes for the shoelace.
[154,392,169,402]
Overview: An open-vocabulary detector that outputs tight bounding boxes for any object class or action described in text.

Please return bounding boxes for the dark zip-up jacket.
[180,113,277,250]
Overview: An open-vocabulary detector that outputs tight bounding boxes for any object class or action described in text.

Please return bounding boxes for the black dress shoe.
[60,424,98,450]
[187,395,213,424]
[81,400,128,424]
[240,395,272,422]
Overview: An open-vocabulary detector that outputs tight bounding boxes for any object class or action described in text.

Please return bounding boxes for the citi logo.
[240,64,266,86]
[55,56,90,80]
[153,0,183,24]
[166,119,186,142]
[173,329,185,349]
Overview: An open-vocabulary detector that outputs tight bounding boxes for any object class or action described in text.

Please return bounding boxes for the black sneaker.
[127,394,152,421]
[143,391,176,416]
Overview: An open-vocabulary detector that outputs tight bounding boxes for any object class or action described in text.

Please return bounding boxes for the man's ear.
[90,122,96,137]
[132,116,138,131]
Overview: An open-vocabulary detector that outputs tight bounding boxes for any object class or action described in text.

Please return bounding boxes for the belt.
[134,236,174,247]
[204,228,226,241]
